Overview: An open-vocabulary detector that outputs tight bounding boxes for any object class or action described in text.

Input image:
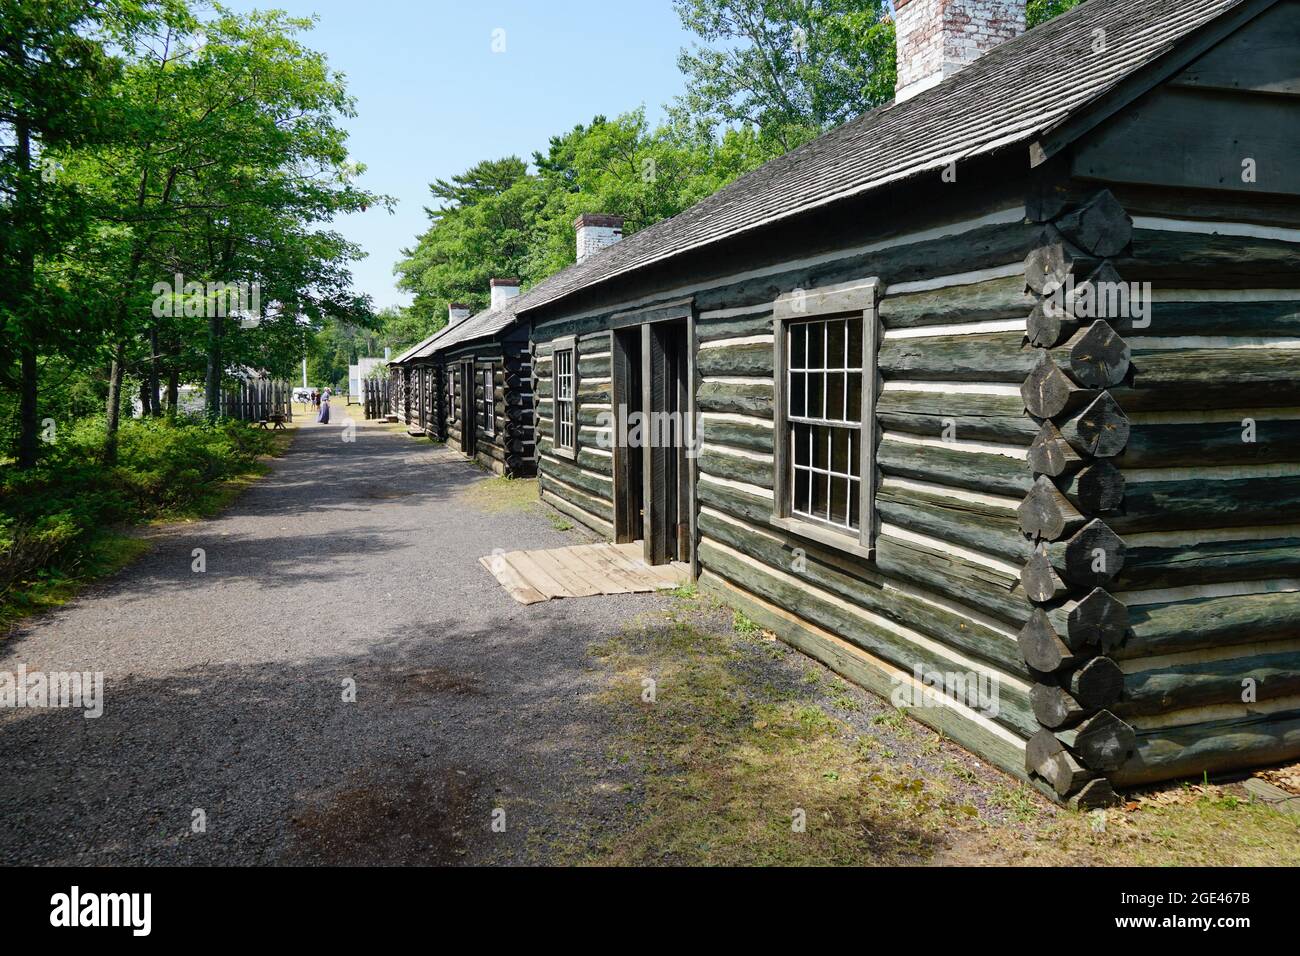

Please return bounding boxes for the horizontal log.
[1120,418,1300,468]
[876,483,1031,568]
[877,389,1037,445]
[1110,299,1300,338]
[878,436,1031,498]
[1111,708,1300,787]
[1121,590,1300,660]
[1129,347,1300,394]
[697,480,1032,629]
[699,416,773,454]
[697,342,770,377]
[1119,228,1300,283]
[697,311,773,343]
[879,274,1035,329]
[699,539,1037,738]
[699,447,773,490]
[881,332,1034,384]
[1110,472,1300,534]
[1117,650,1300,718]
[698,509,1028,675]
[698,380,774,418]
[1119,535,1300,591]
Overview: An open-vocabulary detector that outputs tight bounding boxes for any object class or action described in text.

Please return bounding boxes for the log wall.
[442,327,535,478]
[532,171,1051,786]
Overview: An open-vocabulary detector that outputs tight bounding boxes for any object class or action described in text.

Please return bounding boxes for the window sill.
[768,515,874,562]
[553,445,578,462]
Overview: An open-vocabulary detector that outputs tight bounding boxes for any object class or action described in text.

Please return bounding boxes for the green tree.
[1028,0,1085,28]
[72,5,384,449]
[0,0,153,467]
[670,0,896,154]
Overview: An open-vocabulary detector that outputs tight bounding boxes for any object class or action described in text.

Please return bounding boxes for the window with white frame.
[787,316,864,531]
[479,365,495,437]
[772,278,878,556]
[554,343,576,455]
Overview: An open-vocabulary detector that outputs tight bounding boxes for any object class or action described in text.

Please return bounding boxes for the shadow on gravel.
[0,605,640,866]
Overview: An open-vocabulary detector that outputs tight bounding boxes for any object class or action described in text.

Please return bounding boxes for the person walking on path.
[316,388,331,424]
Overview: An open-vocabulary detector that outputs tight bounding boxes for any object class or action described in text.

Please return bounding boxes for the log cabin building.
[489,0,1300,805]
[389,282,537,477]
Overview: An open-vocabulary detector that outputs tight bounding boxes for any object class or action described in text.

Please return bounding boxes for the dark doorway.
[612,328,644,544]
[459,360,476,457]
[642,319,692,566]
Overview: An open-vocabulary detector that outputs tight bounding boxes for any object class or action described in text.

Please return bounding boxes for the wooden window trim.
[771,277,880,559]
[479,362,496,439]
[552,335,578,460]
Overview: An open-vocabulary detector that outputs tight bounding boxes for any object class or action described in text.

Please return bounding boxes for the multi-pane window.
[554,347,576,453]
[786,316,864,533]
[445,366,453,430]
[479,365,495,437]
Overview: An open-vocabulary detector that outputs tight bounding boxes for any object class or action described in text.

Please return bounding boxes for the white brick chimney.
[574,213,624,263]
[447,302,471,326]
[894,0,1024,103]
[489,278,520,310]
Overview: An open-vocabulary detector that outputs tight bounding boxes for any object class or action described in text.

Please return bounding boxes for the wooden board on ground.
[482,542,689,603]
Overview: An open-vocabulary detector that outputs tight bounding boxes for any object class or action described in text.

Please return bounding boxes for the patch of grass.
[546,513,574,532]
[582,606,967,866]
[457,477,542,515]
[581,591,1300,867]
[731,609,762,638]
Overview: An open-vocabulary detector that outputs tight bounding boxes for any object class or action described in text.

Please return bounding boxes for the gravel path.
[0,418,668,865]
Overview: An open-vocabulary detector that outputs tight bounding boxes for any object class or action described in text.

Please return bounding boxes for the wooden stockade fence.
[362,376,392,420]
[219,379,293,423]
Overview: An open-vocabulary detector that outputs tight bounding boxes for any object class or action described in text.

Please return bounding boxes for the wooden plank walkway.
[480,542,688,604]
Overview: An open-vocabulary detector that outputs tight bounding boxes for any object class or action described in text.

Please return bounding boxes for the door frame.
[608,299,696,571]
[459,359,476,456]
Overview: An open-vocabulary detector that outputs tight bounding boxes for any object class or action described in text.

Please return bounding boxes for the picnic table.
[257,413,287,430]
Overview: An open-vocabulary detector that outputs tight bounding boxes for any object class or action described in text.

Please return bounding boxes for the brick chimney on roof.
[489,278,520,311]
[574,213,624,263]
[894,0,1025,103]
[447,303,471,326]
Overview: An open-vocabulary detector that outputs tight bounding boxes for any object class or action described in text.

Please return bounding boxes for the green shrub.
[0,414,280,618]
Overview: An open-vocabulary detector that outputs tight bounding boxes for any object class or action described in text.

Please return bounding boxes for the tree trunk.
[205,311,222,420]
[147,325,162,416]
[166,365,179,414]
[17,345,39,468]
[104,340,126,464]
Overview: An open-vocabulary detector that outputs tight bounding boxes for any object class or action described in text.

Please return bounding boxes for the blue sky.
[225,0,697,310]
